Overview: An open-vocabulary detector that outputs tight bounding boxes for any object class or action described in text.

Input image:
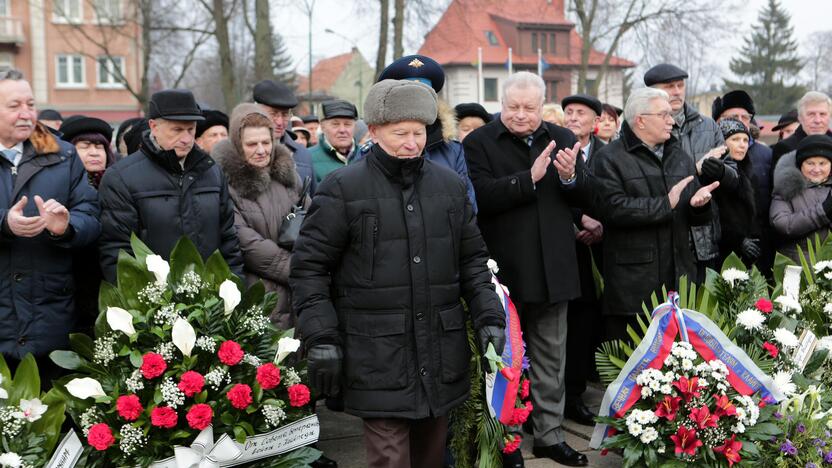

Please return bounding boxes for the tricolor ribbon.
[488,274,527,424]
[589,292,785,449]
[172,426,242,468]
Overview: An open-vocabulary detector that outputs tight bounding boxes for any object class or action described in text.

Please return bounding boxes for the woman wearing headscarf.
[770,135,832,261]
[212,103,308,329]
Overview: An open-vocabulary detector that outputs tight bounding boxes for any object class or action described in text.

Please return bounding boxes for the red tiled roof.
[296,51,354,94]
[418,0,633,68]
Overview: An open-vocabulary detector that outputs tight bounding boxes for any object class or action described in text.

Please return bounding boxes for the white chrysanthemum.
[640,427,659,444]
[773,328,800,348]
[736,308,766,331]
[626,422,643,437]
[722,268,750,286]
[681,359,693,371]
[818,336,832,352]
[660,384,672,395]
[731,422,746,434]
[814,260,832,273]
[774,295,802,314]
[773,371,797,396]
[658,446,666,454]
[825,272,832,281]
[0,452,22,468]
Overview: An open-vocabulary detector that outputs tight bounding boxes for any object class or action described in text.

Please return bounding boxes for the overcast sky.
[276,0,828,80]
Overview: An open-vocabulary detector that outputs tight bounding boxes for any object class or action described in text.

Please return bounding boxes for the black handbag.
[277,176,311,250]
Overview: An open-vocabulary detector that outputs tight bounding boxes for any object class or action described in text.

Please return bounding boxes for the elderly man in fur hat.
[290,79,505,468]
[0,70,100,380]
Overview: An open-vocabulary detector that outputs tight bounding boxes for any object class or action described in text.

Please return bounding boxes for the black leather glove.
[700,157,725,181]
[477,325,506,364]
[307,344,342,397]
[823,192,832,218]
[740,237,761,260]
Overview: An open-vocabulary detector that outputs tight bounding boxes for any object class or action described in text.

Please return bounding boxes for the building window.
[547,80,559,102]
[542,33,549,54]
[549,34,556,54]
[56,54,84,87]
[531,32,538,52]
[485,31,499,46]
[97,56,125,87]
[484,78,498,102]
[0,52,13,72]
[585,78,597,93]
[53,0,82,22]
[0,0,9,17]
[93,0,122,23]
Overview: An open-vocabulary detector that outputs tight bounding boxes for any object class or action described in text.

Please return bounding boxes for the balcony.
[0,17,24,46]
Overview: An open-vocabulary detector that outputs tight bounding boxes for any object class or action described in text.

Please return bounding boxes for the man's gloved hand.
[477,325,506,364]
[740,237,761,260]
[307,344,342,397]
[700,157,725,182]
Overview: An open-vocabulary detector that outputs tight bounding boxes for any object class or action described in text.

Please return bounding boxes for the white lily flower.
[0,452,22,468]
[106,307,136,337]
[146,255,170,285]
[219,280,241,315]
[65,377,106,400]
[12,398,48,422]
[172,318,196,357]
[275,337,301,364]
[0,375,6,399]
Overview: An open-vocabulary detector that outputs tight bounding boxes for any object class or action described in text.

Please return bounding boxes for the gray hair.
[624,87,669,126]
[798,91,832,116]
[501,72,545,104]
[0,69,24,81]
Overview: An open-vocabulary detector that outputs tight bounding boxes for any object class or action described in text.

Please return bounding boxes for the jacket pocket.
[343,312,407,390]
[615,248,654,265]
[437,303,470,383]
[361,214,378,281]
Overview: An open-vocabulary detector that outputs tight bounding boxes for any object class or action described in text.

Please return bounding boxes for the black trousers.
[565,297,602,400]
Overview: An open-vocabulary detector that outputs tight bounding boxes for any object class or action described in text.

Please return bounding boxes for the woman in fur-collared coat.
[213,103,308,328]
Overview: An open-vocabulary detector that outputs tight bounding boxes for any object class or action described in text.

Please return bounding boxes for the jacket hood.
[772,150,832,201]
[426,99,458,149]
[228,103,274,155]
[212,138,297,199]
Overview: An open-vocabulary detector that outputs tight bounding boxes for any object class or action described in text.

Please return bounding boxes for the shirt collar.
[0,142,24,154]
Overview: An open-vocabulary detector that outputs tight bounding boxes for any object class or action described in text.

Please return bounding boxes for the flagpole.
[537,48,542,76]
[508,47,513,74]
[477,47,484,104]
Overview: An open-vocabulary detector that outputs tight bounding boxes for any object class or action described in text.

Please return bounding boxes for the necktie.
[1,149,17,165]
[526,135,534,147]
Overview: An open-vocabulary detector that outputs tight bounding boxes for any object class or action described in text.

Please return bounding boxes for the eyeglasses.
[640,112,674,120]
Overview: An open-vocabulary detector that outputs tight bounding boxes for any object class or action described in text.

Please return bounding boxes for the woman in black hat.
[596,103,622,144]
[773,109,800,142]
[454,102,492,141]
[770,134,832,260]
[59,115,116,188]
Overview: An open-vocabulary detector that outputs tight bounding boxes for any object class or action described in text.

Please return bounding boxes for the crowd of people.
[2,51,831,468]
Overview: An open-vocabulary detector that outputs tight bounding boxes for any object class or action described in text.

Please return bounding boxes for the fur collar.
[771,150,832,201]
[30,123,61,155]
[437,99,456,142]
[213,139,298,200]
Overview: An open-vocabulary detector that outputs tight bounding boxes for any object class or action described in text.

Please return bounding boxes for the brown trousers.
[362,415,448,468]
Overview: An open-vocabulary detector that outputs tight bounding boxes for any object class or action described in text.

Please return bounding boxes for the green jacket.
[308,134,355,183]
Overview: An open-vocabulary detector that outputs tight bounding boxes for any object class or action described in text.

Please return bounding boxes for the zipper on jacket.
[371,219,378,281]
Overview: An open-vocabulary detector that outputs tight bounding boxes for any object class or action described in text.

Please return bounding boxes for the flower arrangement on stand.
[49,236,318,467]
[0,355,65,468]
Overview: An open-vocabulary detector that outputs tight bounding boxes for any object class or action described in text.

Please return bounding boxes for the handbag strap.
[294,176,312,209]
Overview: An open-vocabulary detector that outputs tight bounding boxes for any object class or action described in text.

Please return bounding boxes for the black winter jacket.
[290,144,504,419]
[593,123,712,316]
[98,131,243,282]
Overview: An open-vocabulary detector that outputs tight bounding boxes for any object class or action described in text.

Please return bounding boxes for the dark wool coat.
[214,139,305,329]
[0,124,100,358]
[713,153,759,263]
[592,122,712,317]
[290,144,504,419]
[770,151,832,261]
[463,119,592,304]
[98,130,244,283]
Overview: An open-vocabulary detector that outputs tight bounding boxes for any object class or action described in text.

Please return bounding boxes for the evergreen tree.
[724,0,804,114]
[272,33,297,89]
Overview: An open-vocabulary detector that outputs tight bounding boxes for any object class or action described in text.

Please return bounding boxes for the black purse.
[277,176,311,250]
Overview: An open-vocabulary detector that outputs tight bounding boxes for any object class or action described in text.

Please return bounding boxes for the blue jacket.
[748,140,772,226]
[0,126,100,358]
[282,134,317,195]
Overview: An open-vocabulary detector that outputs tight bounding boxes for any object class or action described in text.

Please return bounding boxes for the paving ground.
[316,382,623,467]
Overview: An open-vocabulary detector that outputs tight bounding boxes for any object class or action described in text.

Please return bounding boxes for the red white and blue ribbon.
[589,292,785,449]
[487,275,526,424]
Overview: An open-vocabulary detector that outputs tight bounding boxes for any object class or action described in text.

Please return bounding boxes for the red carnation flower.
[218,341,244,366]
[505,401,533,426]
[227,383,253,410]
[186,404,213,430]
[520,379,530,399]
[755,298,773,314]
[178,371,205,397]
[288,384,311,407]
[502,434,522,454]
[150,406,178,428]
[140,352,167,379]
[87,423,116,451]
[256,363,282,390]
[116,394,144,421]
[763,341,779,358]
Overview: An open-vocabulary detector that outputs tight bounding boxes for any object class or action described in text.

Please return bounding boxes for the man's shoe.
[502,448,525,467]
[565,399,596,426]
[310,453,338,468]
[532,442,588,466]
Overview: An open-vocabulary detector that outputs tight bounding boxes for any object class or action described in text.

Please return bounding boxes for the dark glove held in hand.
[701,157,725,181]
[477,325,506,358]
[740,237,761,260]
[307,344,342,397]
[823,192,832,218]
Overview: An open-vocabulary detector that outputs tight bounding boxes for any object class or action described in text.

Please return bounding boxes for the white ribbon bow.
[174,426,242,468]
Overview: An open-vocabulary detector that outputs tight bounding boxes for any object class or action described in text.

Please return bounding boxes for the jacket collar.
[319,134,354,162]
[140,129,207,174]
[368,143,424,187]
[620,121,677,154]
